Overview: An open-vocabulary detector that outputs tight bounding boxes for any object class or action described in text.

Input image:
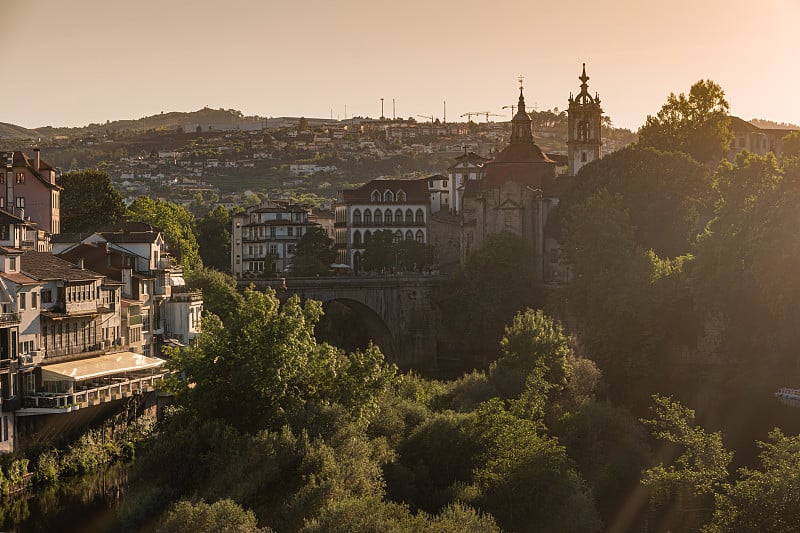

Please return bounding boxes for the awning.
[169,275,186,287]
[41,352,166,382]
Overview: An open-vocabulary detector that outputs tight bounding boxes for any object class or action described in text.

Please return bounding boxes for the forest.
[4,80,800,532]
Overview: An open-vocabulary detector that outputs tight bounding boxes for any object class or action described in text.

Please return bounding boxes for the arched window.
[352,208,361,225]
[374,209,382,224]
[353,230,362,247]
[394,230,403,243]
[577,121,590,142]
[385,209,393,225]
[397,189,406,202]
[416,230,424,243]
[405,209,413,224]
[415,208,424,225]
[405,230,413,241]
[363,210,372,224]
[371,190,381,202]
[384,189,394,202]
[364,230,372,244]
[395,208,403,224]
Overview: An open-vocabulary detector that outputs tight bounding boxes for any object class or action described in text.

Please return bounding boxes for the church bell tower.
[567,64,603,176]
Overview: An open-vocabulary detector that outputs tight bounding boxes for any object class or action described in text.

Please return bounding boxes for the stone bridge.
[246,275,444,371]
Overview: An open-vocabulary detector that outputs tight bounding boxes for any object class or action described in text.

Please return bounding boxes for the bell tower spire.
[510,76,534,144]
[567,63,603,176]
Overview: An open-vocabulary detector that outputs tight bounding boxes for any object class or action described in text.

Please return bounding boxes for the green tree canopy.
[638,79,733,163]
[157,499,267,533]
[439,231,540,360]
[781,130,800,158]
[196,205,231,271]
[184,268,243,325]
[559,146,712,257]
[290,226,335,277]
[128,196,201,271]
[57,169,127,233]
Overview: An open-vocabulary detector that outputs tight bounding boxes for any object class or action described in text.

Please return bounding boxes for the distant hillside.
[749,118,799,130]
[5,108,266,140]
[0,122,41,140]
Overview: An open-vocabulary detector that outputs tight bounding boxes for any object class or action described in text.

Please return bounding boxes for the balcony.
[0,312,20,326]
[18,372,167,415]
[1,396,21,412]
[44,342,107,360]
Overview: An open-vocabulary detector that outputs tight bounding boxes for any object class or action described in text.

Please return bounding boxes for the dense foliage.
[127,196,201,270]
[57,169,127,233]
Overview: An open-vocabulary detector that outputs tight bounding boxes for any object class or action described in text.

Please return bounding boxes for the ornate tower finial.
[511,77,533,144]
[567,63,603,176]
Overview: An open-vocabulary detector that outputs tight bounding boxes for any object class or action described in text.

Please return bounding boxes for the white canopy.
[41,352,165,382]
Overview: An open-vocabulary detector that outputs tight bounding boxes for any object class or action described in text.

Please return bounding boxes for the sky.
[2,0,799,131]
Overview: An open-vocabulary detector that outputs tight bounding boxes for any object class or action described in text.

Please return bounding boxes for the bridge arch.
[317,297,399,364]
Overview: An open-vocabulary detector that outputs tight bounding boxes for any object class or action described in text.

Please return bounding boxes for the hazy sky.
[2,0,798,130]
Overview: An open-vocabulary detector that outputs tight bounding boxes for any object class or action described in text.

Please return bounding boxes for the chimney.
[33,148,40,171]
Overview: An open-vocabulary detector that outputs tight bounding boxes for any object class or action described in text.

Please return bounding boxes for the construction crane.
[480,112,503,123]
[502,105,517,115]
[416,114,434,123]
[460,112,481,122]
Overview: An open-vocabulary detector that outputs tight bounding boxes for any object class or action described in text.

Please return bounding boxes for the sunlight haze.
[2,0,798,130]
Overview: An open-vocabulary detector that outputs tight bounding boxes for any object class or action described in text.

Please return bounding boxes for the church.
[458,65,602,282]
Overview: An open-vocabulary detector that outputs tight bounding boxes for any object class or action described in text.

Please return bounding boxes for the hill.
[0,122,42,140]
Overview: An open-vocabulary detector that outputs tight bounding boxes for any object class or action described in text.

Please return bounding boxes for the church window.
[415,230,424,244]
[353,209,362,225]
[384,190,394,202]
[371,190,381,202]
[405,209,413,224]
[374,209,382,224]
[415,209,424,225]
[364,210,372,224]
[385,209,393,225]
[395,209,403,223]
[578,121,590,142]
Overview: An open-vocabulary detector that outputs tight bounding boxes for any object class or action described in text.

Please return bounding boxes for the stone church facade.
[459,66,602,282]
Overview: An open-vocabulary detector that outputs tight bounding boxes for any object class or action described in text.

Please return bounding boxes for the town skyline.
[2,0,799,131]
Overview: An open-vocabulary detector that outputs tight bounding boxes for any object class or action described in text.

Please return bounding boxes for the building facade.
[447,150,488,214]
[335,179,430,271]
[231,202,319,277]
[2,150,61,236]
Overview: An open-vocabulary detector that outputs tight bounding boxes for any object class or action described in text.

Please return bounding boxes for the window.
[0,198,4,209]
[394,230,402,243]
[287,227,294,236]
[415,209,424,225]
[269,244,277,256]
[353,230,362,247]
[363,210,372,224]
[582,152,587,162]
[15,173,24,184]
[270,226,276,237]
[397,190,406,202]
[31,292,37,309]
[428,181,434,188]
[385,209,393,225]
[15,197,24,209]
[371,190,381,202]
[405,209,413,224]
[416,230,424,243]
[443,180,448,187]
[287,244,295,254]
[374,209,382,224]
[19,293,25,310]
[8,257,15,271]
[353,209,362,225]
[405,230,413,240]
[384,190,394,202]
[41,289,52,304]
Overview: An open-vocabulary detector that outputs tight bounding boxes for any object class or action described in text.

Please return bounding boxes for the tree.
[57,169,127,233]
[196,206,231,271]
[362,230,396,272]
[638,79,733,163]
[439,232,540,360]
[394,239,434,271]
[782,130,800,158]
[157,499,267,533]
[166,288,396,432]
[128,196,201,271]
[705,429,800,533]
[184,268,243,324]
[559,146,712,257]
[290,227,335,276]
